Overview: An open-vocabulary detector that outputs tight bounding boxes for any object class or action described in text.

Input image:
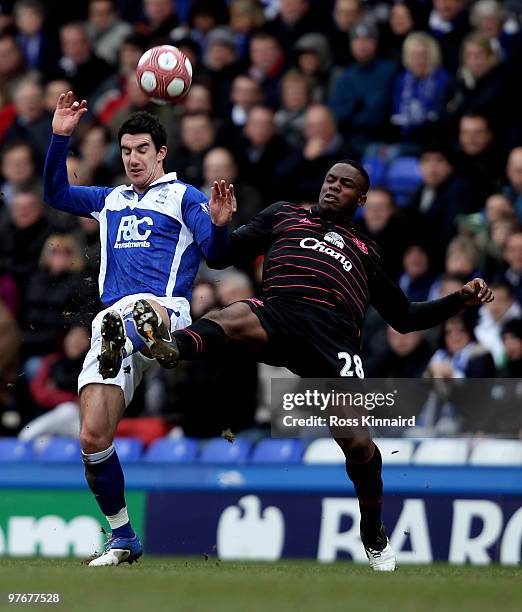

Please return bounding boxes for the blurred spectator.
[503,146,522,224]
[283,104,351,202]
[482,212,520,279]
[20,325,90,440]
[0,31,25,89]
[57,21,114,101]
[470,0,522,63]
[44,78,72,115]
[497,317,522,376]
[238,105,293,201]
[94,32,149,122]
[0,189,52,290]
[371,326,433,377]
[274,69,311,147]
[427,313,496,378]
[190,280,217,319]
[329,0,363,66]
[174,270,258,438]
[0,140,37,207]
[428,0,471,73]
[445,235,480,280]
[20,233,87,359]
[474,282,522,365]
[443,32,507,137]
[399,245,436,301]
[187,0,229,47]
[496,231,522,305]
[267,0,321,51]
[357,187,412,279]
[77,122,115,185]
[486,192,516,223]
[139,0,179,46]
[390,31,450,148]
[229,0,266,60]
[0,88,16,145]
[184,83,213,115]
[13,0,60,75]
[203,26,244,117]
[201,147,262,229]
[0,298,19,417]
[5,77,52,168]
[379,0,427,63]
[455,113,503,209]
[293,32,334,103]
[228,74,263,130]
[85,0,132,65]
[405,143,471,263]
[73,215,100,279]
[174,113,217,185]
[248,30,287,108]
[329,21,396,154]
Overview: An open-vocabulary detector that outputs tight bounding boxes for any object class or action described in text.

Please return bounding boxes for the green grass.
[0,557,520,612]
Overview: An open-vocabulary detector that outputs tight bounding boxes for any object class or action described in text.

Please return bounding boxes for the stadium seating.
[114,437,144,463]
[302,438,345,464]
[412,439,470,465]
[250,439,303,464]
[469,439,522,466]
[372,438,415,464]
[144,437,199,463]
[384,156,422,205]
[362,155,387,186]
[0,438,33,461]
[33,437,82,462]
[199,438,252,464]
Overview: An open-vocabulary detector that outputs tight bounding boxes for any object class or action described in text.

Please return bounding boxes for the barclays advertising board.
[146,492,522,565]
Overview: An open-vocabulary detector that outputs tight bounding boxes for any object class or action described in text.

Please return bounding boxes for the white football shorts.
[78,293,191,406]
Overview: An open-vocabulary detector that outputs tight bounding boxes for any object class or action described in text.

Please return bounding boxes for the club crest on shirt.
[324,231,345,249]
[352,237,368,254]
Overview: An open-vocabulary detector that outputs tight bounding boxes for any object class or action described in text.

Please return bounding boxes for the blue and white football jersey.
[43,136,220,306]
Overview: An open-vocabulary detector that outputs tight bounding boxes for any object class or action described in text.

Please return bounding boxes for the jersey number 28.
[338,352,365,378]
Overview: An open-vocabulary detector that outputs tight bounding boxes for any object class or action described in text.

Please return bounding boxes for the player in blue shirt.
[43,91,236,566]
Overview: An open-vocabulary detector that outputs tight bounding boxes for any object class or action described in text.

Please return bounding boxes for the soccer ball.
[136,45,193,104]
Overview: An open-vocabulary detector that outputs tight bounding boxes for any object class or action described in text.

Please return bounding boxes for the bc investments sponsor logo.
[114,215,153,249]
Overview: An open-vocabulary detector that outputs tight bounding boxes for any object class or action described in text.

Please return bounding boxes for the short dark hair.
[335,159,370,193]
[118,111,167,152]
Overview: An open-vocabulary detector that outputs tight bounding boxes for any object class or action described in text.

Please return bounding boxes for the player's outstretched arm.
[371,270,494,333]
[43,91,109,217]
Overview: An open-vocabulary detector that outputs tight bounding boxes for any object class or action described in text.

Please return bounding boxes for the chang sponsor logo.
[114,215,153,249]
[300,237,353,271]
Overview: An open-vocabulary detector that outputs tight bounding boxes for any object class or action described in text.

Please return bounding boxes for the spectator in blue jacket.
[390,31,450,149]
[329,21,397,155]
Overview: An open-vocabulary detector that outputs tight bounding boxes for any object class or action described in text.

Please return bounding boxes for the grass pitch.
[0,557,520,612]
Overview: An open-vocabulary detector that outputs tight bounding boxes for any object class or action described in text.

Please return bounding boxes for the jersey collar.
[121,171,178,193]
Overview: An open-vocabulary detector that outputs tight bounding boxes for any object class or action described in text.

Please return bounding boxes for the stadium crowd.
[0,0,521,441]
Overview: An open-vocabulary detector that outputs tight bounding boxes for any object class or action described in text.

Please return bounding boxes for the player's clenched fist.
[52,90,88,137]
[460,278,494,306]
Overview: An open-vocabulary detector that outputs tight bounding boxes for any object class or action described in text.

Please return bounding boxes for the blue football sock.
[122,311,145,358]
[82,446,135,539]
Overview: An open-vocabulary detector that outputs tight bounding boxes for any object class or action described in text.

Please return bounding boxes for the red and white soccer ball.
[136,45,193,104]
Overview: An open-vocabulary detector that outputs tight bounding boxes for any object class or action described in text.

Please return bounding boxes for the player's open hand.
[460,278,494,306]
[52,91,88,137]
[209,180,236,227]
